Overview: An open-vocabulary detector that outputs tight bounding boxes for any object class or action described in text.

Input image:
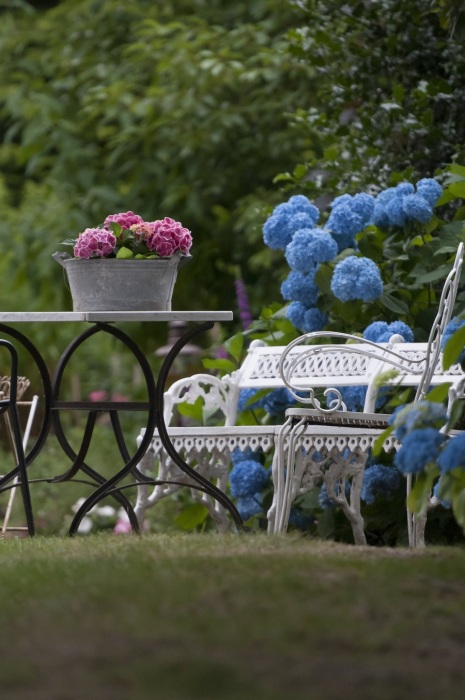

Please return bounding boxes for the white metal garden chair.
[270,242,464,546]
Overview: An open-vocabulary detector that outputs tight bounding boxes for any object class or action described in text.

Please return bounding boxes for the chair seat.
[284,407,390,430]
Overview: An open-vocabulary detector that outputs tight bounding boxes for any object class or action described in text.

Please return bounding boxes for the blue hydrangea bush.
[207,167,465,543]
[261,177,448,336]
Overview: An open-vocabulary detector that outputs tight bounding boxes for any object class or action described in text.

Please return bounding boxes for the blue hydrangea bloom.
[237,388,262,412]
[350,193,376,220]
[285,228,338,272]
[262,211,295,250]
[441,316,465,363]
[394,428,445,474]
[301,307,328,333]
[376,187,398,205]
[331,256,383,303]
[286,301,307,330]
[402,194,433,223]
[437,433,465,474]
[229,460,269,498]
[415,178,443,206]
[326,385,390,412]
[327,192,375,252]
[361,464,402,504]
[363,320,414,343]
[281,270,319,306]
[236,493,263,521]
[394,182,415,196]
[372,203,390,228]
[327,205,366,252]
[262,197,321,250]
[389,401,448,441]
[387,321,415,342]
[261,388,296,416]
[231,447,262,465]
[287,195,320,223]
[272,202,294,217]
[330,194,352,209]
[385,197,407,226]
[326,385,367,412]
[289,211,318,233]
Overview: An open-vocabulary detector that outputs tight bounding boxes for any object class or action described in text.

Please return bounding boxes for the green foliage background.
[1,0,465,536]
[1,0,464,351]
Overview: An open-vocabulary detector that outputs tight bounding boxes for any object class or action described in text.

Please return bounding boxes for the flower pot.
[53,252,191,311]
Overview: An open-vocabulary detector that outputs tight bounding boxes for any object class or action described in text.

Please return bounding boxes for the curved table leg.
[51,323,158,535]
[151,321,244,531]
[0,324,53,535]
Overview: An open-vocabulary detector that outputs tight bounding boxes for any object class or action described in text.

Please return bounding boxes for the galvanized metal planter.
[53,251,191,311]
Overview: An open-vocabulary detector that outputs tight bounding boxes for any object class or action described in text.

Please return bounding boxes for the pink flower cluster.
[74,228,117,259]
[145,217,192,257]
[104,211,143,229]
[72,211,192,259]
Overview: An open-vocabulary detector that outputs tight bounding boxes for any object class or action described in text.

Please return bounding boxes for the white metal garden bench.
[135,250,464,535]
[270,243,464,547]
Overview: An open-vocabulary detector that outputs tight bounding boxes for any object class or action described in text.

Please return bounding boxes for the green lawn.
[1,534,465,699]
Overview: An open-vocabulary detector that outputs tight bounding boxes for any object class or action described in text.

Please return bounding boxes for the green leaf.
[116,246,134,259]
[314,263,333,294]
[223,332,244,362]
[407,468,438,516]
[379,293,409,314]
[449,181,465,198]
[413,266,452,284]
[449,399,465,430]
[372,424,394,456]
[443,326,465,369]
[425,383,452,403]
[452,488,465,534]
[175,503,209,531]
[202,358,236,373]
[177,396,204,421]
[449,164,465,177]
[293,163,308,179]
[373,369,399,389]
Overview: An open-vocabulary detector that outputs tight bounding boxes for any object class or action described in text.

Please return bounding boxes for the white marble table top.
[0,311,233,323]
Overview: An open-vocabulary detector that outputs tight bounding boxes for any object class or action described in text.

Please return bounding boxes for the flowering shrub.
[63,211,192,260]
[259,175,448,336]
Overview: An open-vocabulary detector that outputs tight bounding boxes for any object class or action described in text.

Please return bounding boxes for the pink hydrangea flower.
[146,217,192,257]
[73,228,116,258]
[104,211,144,230]
[129,221,154,241]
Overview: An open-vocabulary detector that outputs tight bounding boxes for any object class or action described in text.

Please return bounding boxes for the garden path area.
[1,533,464,699]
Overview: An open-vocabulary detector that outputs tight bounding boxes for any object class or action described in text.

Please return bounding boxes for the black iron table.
[0,311,243,535]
